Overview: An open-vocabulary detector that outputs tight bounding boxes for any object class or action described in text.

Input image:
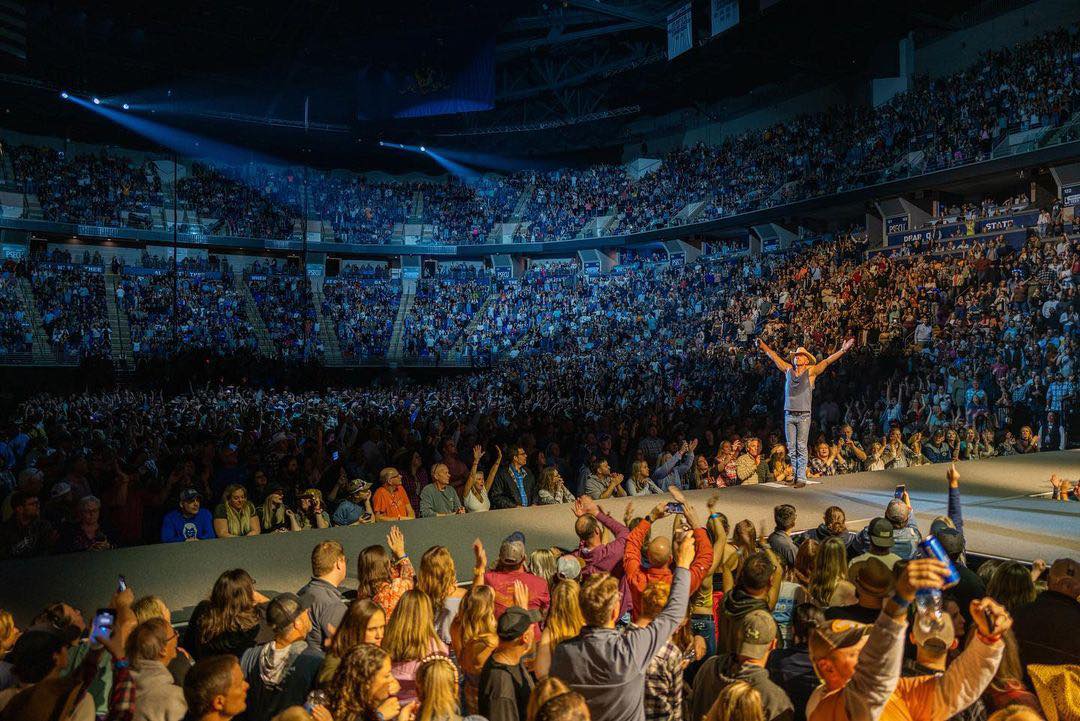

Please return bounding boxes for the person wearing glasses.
[489,446,538,510]
[373,468,416,522]
[126,617,188,720]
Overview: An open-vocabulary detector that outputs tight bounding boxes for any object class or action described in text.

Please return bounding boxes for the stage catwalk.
[0,451,1076,623]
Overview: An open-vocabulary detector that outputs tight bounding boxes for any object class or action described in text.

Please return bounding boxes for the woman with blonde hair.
[449,585,498,714]
[463,444,498,513]
[212,484,261,538]
[705,681,765,721]
[625,460,664,496]
[528,549,558,593]
[537,467,575,505]
[534,579,584,679]
[796,536,855,608]
[383,590,448,705]
[132,595,171,625]
[417,546,467,645]
[414,654,484,721]
[317,599,386,686]
[0,609,19,658]
[981,630,1041,713]
[526,677,570,721]
[731,519,759,578]
[768,444,795,485]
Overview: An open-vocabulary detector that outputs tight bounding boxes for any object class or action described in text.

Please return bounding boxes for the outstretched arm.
[757,337,791,373]
[811,337,855,378]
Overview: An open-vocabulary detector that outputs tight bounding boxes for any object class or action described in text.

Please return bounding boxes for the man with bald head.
[622,486,712,621]
[571,495,632,619]
[1013,557,1080,669]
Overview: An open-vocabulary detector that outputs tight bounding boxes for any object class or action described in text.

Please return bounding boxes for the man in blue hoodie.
[160,488,215,543]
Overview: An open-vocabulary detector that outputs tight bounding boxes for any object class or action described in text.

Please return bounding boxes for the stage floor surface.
[0,451,1077,623]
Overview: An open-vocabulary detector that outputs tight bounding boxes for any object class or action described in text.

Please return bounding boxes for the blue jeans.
[689,614,716,658]
[785,411,811,483]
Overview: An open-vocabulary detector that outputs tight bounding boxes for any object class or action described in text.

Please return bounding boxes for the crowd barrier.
[1,451,1077,625]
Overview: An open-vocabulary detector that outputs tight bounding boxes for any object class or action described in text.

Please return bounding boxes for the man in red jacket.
[623,486,712,621]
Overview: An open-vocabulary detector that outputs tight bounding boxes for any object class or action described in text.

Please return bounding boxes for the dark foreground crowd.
[0,462,1077,721]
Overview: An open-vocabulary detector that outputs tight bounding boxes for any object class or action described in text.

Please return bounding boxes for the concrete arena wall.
[1,451,1077,626]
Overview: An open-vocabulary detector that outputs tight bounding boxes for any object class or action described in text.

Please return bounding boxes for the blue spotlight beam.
[67,95,277,166]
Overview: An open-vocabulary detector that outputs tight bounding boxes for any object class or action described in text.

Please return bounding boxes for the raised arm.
[757,337,792,373]
[811,337,855,378]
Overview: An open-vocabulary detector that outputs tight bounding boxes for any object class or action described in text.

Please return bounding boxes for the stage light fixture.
[420,146,426,152]
[122,103,130,110]
[60,91,69,99]
[92,97,101,105]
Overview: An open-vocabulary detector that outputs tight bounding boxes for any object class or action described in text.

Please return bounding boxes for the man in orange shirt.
[622,486,712,621]
[372,467,415,521]
[806,558,1008,721]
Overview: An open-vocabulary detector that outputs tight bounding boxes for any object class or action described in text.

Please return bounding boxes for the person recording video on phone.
[622,486,713,621]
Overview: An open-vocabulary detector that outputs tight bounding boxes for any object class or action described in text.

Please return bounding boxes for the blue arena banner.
[975,210,1039,234]
[669,252,685,267]
[584,260,601,276]
[494,266,512,280]
[885,216,909,234]
[710,0,739,36]
[667,3,693,60]
[1062,184,1080,207]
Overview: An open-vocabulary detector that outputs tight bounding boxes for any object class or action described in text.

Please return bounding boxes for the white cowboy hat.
[792,347,817,364]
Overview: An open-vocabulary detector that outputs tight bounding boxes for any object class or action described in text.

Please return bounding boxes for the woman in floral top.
[356,525,415,617]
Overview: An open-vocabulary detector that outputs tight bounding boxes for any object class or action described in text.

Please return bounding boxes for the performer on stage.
[757,336,854,488]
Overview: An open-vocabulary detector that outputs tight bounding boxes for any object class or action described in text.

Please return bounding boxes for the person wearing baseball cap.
[806,558,1010,721]
[848,518,902,571]
[757,335,854,488]
[160,488,215,543]
[482,533,551,621]
[330,478,373,526]
[238,593,323,720]
[479,606,540,721]
[1013,557,1080,671]
[904,611,958,677]
[689,609,792,721]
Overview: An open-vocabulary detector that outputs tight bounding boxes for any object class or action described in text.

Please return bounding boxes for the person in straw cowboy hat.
[757,336,854,488]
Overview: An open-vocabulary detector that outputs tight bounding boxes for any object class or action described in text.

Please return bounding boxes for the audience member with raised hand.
[806,558,1010,721]
[463,445,498,513]
[551,527,697,721]
[357,526,415,617]
[623,487,713,621]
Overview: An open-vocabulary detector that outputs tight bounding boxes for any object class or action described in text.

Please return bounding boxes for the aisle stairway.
[451,293,494,356]
[22,194,43,220]
[310,277,346,367]
[104,273,134,365]
[239,281,278,358]
[16,278,55,364]
[387,278,417,361]
[510,183,534,221]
